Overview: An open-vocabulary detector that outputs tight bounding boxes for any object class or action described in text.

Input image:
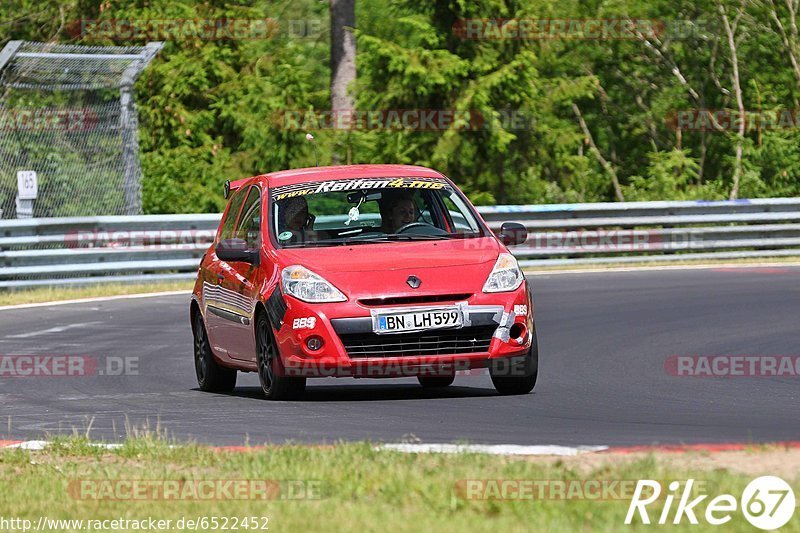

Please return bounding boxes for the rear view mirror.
[216,238,259,264]
[498,222,527,246]
[347,191,382,204]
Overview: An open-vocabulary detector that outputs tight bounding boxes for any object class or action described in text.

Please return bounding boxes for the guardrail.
[1,199,799,289]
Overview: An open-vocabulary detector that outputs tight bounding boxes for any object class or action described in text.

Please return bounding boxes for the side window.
[218,189,247,241]
[442,194,478,232]
[235,187,261,249]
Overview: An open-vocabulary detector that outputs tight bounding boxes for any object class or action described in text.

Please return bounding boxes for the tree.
[331,0,356,112]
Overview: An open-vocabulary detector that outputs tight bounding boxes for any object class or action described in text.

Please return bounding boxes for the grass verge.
[0,281,194,307]
[1,438,797,532]
[523,255,800,273]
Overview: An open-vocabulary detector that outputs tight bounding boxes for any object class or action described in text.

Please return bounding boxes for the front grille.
[358,293,472,307]
[339,326,496,358]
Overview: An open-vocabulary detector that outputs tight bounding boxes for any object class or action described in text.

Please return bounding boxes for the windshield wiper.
[282,234,452,248]
[340,234,451,244]
[384,234,450,241]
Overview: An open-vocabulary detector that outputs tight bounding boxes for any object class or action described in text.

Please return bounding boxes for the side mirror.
[216,238,259,264]
[498,222,527,246]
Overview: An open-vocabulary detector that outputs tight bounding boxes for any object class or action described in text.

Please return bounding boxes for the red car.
[190,164,537,399]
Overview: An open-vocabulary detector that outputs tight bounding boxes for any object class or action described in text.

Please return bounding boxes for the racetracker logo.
[0,355,138,377]
[664,355,800,377]
[282,358,530,378]
[625,476,795,529]
[523,230,704,252]
[278,109,534,131]
[667,109,800,131]
[452,18,661,40]
[0,108,98,132]
[68,18,324,41]
[455,479,708,500]
[67,479,323,500]
[64,229,216,250]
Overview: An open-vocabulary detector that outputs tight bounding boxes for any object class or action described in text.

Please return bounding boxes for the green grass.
[1,438,796,532]
[0,281,193,307]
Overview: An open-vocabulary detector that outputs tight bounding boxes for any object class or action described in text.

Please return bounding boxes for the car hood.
[275,238,501,298]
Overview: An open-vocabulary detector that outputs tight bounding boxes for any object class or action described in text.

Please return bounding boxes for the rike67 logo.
[625,476,796,530]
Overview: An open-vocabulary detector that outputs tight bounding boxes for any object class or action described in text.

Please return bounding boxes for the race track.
[1,266,798,446]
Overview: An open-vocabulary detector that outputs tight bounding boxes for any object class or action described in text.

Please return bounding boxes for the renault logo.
[407,275,421,289]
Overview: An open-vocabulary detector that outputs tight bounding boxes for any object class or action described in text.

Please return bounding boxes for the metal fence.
[1,198,799,289]
[0,41,162,219]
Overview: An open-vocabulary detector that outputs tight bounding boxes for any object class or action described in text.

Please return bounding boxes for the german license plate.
[374,308,462,334]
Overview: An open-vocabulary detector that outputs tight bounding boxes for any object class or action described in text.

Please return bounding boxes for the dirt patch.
[520,447,800,480]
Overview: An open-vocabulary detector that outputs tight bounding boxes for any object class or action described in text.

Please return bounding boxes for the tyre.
[256,312,306,400]
[418,375,455,388]
[193,313,237,393]
[490,327,538,395]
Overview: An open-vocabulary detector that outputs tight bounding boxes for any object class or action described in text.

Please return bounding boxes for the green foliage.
[624,149,701,201]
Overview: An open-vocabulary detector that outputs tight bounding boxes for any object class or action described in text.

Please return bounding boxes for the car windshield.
[270,177,485,248]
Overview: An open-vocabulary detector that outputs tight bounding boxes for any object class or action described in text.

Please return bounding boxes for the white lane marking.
[3,440,608,455]
[0,290,190,312]
[379,444,608,456]
[524,261,800,276]
[5,440,123,450]
[7,440,48,450]
[6,321,104,339]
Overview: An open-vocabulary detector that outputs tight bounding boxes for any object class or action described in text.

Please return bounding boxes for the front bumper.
[272,284,534,378]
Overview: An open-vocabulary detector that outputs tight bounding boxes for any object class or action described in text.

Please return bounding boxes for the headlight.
[482,253,524,293]
[282,265,346,303]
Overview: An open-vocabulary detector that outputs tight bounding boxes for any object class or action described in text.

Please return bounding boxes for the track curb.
[3,440,800,455]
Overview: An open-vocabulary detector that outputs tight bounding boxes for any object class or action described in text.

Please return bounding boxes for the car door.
[203,187,247,358]
[218,185,263,362]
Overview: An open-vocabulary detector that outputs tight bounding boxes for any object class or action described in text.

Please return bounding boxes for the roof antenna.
[306,133,318,166]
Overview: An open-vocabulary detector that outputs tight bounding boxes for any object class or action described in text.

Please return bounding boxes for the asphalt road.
[1,266,798,446]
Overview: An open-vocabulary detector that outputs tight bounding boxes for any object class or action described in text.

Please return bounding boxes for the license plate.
[374,308,463,334]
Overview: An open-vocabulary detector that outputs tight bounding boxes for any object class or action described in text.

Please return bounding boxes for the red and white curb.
[3,440,800,455]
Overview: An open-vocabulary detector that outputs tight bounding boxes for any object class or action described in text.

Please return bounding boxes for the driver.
[381,193,416,233]
[278,196,314,243]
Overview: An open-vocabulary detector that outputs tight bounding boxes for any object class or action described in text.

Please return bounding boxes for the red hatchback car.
[190,164,537,399]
